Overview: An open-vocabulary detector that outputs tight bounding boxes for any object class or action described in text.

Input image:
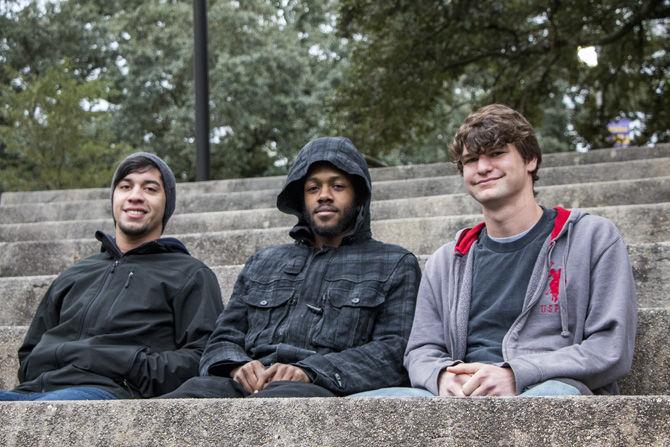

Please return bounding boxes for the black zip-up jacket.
[16,232,223,398]
[199,137,421,395]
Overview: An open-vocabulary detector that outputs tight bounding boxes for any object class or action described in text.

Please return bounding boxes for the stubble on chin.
[304,205,357,238]
[117,221,154,238]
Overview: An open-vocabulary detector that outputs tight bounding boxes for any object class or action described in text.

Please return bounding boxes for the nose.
[127,185,145,202]
[317,186,333,202]
[476,155,493,174]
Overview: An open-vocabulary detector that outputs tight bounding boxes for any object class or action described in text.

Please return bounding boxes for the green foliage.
[107,0,345,180]
[334,0,670,159]
[2,0,667,190]
[0,63,128,191]
[0,0,346,188]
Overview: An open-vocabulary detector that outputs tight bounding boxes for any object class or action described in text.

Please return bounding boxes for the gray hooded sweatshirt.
[404,207,637,395]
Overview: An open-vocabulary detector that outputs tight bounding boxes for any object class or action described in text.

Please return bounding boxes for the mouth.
[123,208,148,218]
[314,206,338,215]
[475,176,503,185]
[313,206,339,220]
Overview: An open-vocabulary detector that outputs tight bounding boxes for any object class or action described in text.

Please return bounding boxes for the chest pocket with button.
[240,255,304,350]
[241,287,294,351]
[311,282,385,350]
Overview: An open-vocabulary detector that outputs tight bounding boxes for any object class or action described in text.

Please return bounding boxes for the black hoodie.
[15,232,223,398]
[200,137,421,395]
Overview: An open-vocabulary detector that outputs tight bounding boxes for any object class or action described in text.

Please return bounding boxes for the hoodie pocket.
[312,283,385,350]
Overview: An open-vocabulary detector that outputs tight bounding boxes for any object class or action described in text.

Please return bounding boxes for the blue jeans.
[348,387,434,398]
[348,380,581,398]
[0,387,117,401]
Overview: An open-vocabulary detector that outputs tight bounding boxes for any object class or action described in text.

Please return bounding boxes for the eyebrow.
[305,174,347,183]
[119,178,163,188]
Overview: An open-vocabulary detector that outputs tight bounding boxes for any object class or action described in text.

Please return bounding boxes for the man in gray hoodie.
[401,104,637,397]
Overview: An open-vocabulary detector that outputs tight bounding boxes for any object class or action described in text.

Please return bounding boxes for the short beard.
[304,204,358,239]
[116,221,160,238]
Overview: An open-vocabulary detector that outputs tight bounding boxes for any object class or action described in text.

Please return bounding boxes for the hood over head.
[277,137,372,245]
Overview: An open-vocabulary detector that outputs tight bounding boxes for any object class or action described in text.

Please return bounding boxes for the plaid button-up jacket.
[199,137,421,395]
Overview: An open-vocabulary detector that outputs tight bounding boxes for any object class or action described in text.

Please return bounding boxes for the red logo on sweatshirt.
[548,267,561,303]
[540,264,562,314]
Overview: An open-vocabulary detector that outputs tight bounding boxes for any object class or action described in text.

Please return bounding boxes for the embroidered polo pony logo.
[540,263,562,314]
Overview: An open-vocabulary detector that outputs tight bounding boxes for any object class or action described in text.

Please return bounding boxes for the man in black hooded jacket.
[164,136,421,398]
[0,152,223,400]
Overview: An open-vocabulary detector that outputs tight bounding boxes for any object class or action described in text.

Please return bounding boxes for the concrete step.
[0,308,667,394]
[0,202,667,277]
[1,396,669,447]
[2,153,670,226]
[2,174,669,241]
[0,242,667,326]
[2,144,667,207]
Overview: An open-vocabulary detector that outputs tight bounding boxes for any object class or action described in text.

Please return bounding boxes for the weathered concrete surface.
[0,238,99,277]
[3,155,670,226]
[1,309,668,394]
[619,309,670,395]
[3,154,668,216]
[1,202,668,277]
[372,176,670,221]
[0,276,54,326]
[4,173,669,242]
[1,242,668,326]
[539,143,670,167]
[3,144,668,207]
[629,243,670,309]
[0,395,669,446]
[0,325,24,389]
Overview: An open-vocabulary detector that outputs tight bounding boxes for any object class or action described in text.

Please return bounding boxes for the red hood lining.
[454,207,571,255]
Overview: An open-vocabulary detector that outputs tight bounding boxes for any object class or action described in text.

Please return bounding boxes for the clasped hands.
[230,360,310,393]
[438,362,516,397]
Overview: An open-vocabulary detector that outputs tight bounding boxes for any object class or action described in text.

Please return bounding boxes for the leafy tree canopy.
[333,0,670,159]
[0,62,128,191]
[0,0,345,189]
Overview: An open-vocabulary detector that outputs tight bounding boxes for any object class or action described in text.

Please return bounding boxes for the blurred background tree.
[334,0,670,159]
[0,0,668,191]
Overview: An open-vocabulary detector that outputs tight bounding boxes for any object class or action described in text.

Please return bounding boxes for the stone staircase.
[0,144,669,446]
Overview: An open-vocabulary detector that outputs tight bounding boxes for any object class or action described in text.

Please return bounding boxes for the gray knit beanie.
[110,152,177,232]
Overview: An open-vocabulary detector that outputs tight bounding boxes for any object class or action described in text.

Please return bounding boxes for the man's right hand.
[437,368,472,397]
[230,360,266,393]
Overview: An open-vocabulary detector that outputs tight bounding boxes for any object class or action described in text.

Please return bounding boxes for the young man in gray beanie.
[0,153,223,401]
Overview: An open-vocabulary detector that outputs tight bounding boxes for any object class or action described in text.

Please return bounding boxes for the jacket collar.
[95,231,190,259]
[454,207,572,255]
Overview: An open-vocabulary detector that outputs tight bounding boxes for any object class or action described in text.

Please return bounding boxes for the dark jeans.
[160,376,335,399]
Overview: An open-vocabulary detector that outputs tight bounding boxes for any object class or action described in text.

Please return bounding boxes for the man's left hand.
[262,363,310,387]
[447,363,516,397]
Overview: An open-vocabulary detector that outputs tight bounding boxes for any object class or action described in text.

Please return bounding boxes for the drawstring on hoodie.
[557,222,573,338]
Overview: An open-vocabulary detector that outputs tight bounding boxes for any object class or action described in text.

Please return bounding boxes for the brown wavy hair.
[448,104,541,183]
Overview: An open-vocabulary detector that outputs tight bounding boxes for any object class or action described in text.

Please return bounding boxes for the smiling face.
[303,163,357,248]
[112,167,166,250]
[462,144,537,209]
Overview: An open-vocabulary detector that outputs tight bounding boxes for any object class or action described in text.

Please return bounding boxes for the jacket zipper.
[124,271,134,288]
[76,259,119,339]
